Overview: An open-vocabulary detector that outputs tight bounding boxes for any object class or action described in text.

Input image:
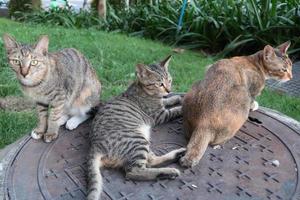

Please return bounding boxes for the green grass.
[0,18,299,148]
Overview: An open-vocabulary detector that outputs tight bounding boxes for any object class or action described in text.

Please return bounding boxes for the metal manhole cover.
[4,109,300,200]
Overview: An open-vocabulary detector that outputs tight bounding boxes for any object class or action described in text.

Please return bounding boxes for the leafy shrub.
[8,0,41,16]
[14,0,300,57]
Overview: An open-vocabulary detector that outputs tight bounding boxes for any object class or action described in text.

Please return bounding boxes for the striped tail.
[87,152,103,200]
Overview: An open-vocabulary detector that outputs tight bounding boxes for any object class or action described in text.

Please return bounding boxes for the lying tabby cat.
[180,42,292,168]
[3,34,101,142]
[87,56,185,200]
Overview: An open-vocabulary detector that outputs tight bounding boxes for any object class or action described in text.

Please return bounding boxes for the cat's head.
[136,55,172,97]
[262,41,293,82]
[3,34,49,87]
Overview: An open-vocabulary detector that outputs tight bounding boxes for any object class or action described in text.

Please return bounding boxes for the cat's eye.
[159,83,164,87]
[30,60,38,66]
[282,68,287,72]
[11,59,20,65]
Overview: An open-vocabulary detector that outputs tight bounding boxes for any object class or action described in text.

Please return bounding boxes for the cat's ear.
[34,35,49,55]
[160,55,172,70]
[263,45,275,61]
[277,41,291,54]
[2,33,19,54]
[136,64,154,79]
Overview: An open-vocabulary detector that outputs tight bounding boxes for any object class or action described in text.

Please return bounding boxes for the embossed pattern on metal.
[4,109,300,200]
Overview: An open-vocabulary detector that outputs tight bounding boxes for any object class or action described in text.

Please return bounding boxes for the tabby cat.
[87,56,185,200]
[180,42,292,168]
[3,34,101,142]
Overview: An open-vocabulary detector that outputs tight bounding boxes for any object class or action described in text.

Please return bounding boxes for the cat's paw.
[65,115,87,130]
[179,156,198,168]
[212,145,222,150]
[250,101,259,111]
[174,148,186,160]
[157,168,180,180]
[31,130,43,140]
[65,117,80,130]
[43,132,58,143]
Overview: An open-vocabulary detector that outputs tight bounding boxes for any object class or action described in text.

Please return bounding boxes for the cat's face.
[3,34,49,87]
[136,55,172,97]
[263,41,293,82]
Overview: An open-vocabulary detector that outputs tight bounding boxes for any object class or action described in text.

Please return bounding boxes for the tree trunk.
[31,0,41,9]
[97,0,106,19]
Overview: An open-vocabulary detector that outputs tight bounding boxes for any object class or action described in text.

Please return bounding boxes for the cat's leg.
[66,114,89,130]
[125,145,180,180]
[155,106,182,125]
[163,94,182,107]
[66,105,91,130]
[147,148,186,167]
[126,166,180,181]
[31,103,48,140]
[44,102,66,143]
[250,100,259,111]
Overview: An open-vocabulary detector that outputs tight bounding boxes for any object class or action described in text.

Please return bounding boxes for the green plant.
[13,0,300,57]
[8,0,41,16]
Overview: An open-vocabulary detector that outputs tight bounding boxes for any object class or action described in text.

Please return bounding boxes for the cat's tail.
[87,151,103,200]
[180,128,212,168]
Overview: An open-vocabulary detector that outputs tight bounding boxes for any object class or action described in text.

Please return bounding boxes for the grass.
[0,18,299,148]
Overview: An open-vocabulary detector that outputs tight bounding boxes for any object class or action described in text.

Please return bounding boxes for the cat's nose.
[20,68,29,77]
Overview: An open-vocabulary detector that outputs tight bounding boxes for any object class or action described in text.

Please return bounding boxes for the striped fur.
[3,34,101,142]
[87,56,185,200]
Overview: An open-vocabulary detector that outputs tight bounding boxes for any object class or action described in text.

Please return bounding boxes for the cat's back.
[183,57,250,116]
[195,57,251,92]
[52,48,91,73]
[92,95,150,131]
[54,48,85,62]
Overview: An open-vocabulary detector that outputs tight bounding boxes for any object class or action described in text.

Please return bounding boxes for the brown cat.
[180,42,292,168]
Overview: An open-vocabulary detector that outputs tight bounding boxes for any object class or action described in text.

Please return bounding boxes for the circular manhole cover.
[4,109,300,200]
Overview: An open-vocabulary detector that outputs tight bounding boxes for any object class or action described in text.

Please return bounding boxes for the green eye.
[30,60,38,66]
[11,59,20,65]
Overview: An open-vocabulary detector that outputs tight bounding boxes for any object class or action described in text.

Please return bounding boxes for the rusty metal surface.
[4,109,300,200]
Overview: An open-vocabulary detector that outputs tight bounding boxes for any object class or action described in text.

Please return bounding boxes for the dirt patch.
[0,96,35,112]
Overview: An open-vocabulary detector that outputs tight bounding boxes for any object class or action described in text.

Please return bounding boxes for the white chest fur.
[138,124,151,141]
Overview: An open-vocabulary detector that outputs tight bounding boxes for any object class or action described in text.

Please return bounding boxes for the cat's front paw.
[250,101,259,111]
[179,156,198,168]
[31,130,43,140]
[43,132,58,143]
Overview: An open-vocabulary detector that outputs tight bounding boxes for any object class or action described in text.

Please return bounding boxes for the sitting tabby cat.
[180,42,292,168]
[87,56,185,200]
[3,34,101,142]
